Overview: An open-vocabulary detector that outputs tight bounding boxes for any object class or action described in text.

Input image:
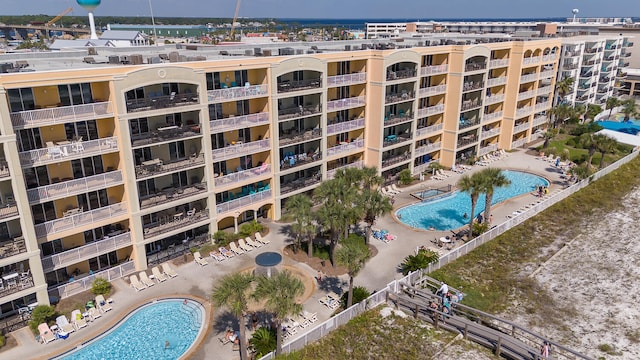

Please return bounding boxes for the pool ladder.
[180,302,202,331]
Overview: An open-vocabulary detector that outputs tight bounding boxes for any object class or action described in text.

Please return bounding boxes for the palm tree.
[335,235,371,308]
[361,191,392,245]
[606,97,620,120]
[285,194,315,256]
[479,168,511,223]
[549,103,574,128]
[542,128,558,149]
[457,172,484,238]
[594,134,618,169]
[555,76,574,104]
[621,99,639,121]
[314,202,347,267]
[585,104,602,123]
[579,133,598,168]
[253,270,304,356]
[400,248,439,275]
[211,273,254,360]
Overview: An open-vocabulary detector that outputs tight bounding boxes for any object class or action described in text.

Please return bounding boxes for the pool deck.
[4,146,571,360]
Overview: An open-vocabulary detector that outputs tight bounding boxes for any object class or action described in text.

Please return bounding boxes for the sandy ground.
[502,186,640,359]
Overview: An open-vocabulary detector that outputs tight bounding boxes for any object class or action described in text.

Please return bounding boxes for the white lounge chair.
[162,263,178,278]
[238,238,253,252]
[152,266,168,282]
[96,295,113,312]
[230,241,244,255]
[139,271,156,287]
[246,236,262,248]
[255,232,270,244]
[38,323,56,344]
[210,250,226,262]
[56,315,75,334]
[88,306,102,320]
[129,274,147,291]
[194,251,209,266]
[219,246,235,258]
[70,310,87,329]
[390,184,403,193]
[385,186,399,195]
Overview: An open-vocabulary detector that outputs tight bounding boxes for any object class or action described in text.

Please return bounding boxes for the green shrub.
[400,248,439,275]
[199,242,215,254]
[90,278,112,296]
[306,242,330,261]
[250,327,277,357]
[239,220,264,237]
[29,305,56,334]
[565,138,576,147]
[212,231,226,243]
[559,128,566,134]
[398,169,413,185]
[341,286,371,308]
[471,222,489,236]
[0,335,5,347]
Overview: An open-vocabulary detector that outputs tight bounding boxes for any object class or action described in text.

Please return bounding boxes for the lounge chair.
[70,310,87,329]
[238,238,253,252]
[230,241,244,255]
[152,266,168,282]
[255,232,270,244]
[88,306,102,320]
[96,295,113,312]
[210,250,226,262]
[194,251,209,266]
[390,184,403,193]
[129,274,147,291]
[302,310,317,323]
[56,315,75,334]
[219,246,235,258]
[246,236,262,248]
[319,294,340,309]
[162,263,178,278]
[139,271,156,287]
[38,323,56,344]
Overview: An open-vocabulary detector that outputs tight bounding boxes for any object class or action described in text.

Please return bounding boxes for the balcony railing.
[418,84,447,97]
[539,70,555,79]
[523,56,541,65]
[457,135,477,148]
[215,166,271,188]
[216,189,272,214]
[483,111,504,122]
[143,211,210,239]
[562,63,579,70]
[281,176,321,194]
[459,118,480,130]
[280,152,322,171]
[0,236,26,259]
[520,73,537,83]
[511,138,527,148]
[210,112,270,133]
[41,232,132,272]
[18,136,119,168]
[387,69,417,81]
[126,93,200,113]
[478,143,499,156]
[516,106,533,117]
[414,141,442,157]
[278,104,322,121]
[0,162,9,179]
[327,118,365,136]
[513,123,530,133]
[462,81,484,92]
[481,127,501,140]
[0,274,34,298]
[383,133,412,147]
[327,72,367,87]
[542,54,558,62]
[417,104,445,118]
[384,113,413,127]
[412,160,437,175]
[385,92,415,104]
[131,125,201,147]
[517,90,536,100]
[279,129,322,147]
[207,84,268,102]
[327,96,366,111]
[420,64,448,76]
[487,76,507,87]
[34,202,127,238]
[381,153,411,168]
[465,62,487,72]
[0,203,18,221]
[461,99,482,111]
[535,101,551,112]
[277,79,322,93]
[135,153,205,179]
[489,59,509,68]
[416,123,443,137]
[327,160,364,179]
[140,182,208,209]
[326,139,364,157]
[212,139,270,162]
[485,94,505,105]
[537,86,553,95]
[533,116,548,127]
[27,170,124,204]
[10,101,113,129]
[48,261,135,299]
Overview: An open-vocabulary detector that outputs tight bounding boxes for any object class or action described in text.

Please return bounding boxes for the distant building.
[100,30,149,47]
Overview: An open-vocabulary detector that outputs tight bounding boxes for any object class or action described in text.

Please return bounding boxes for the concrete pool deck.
[4,146,570,360]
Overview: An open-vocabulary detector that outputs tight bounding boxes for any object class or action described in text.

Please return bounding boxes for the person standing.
[436,282,448,302]
[540,341,550,358]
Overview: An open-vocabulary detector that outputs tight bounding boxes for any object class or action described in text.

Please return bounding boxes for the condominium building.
[0,36,560,320]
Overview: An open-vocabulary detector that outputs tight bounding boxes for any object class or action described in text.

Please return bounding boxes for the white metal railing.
[0,163,9,179]
[520,73,537,83]
[27,171,123,204]
[48,261,136,299]
[41,232,132,272]
[478,143,499,156]
[34,202,128,238]
[326,139,364,157]
[516,106,533,118]
[420,64,449,76]
[537,86,553,95]
[418,84,447,97]
[489,59,510,68]
[484,94,505,105]
[326,96,366,112]
[414,141,442,157]
[10,101,113,129]
[483,111,503,122]
[207,84,269,103]
[511,138,527,148]
[481,127,501,140]
[517,90,535,101]
[513,123,530,133]
[539,70,555,79]
[211,139,271,162]
[533,116,548,127]
[535,101,551,112]
[327,72,367,86]
[412,161,438,175]
[542,54,558,62]
[417,104,445,118]
[523,56,541,65]
[18,136,119,168]
[416,123,443,137]
[215,164,272,187]
[326,160,364,179]
[0,204,19,220]
[210,112,270,133]
[327,118,365,136]
[487,76,507,87]
[216,189,272,214]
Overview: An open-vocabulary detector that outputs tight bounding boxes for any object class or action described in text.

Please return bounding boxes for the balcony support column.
[234,211,240,234]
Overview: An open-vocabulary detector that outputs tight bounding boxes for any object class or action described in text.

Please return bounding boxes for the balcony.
[465,62,487,72]
[131,126,201,147]
[523,56,541,65]
[327,160,364,180]
[0,273,34,299]
[412,160,437,175]
[0,203,18,221]
[562,63,579,70]
[385,91,415,104]
[420,64,448,76]
[217,189,273,213]
[537,86,553,95]
[417,104,445,118]
[459,118,480,130]
[517,90,536,101]
[481,127,501,140]
[0,161,9,179]
[327,96,366,111]
[34,202,127,238]
[277,79,322,93]
[542,54,557,62]
[489,59,509,68]
[140,182,208,209]
[381,153,411,168]
[326,139,364,157]
[414,141,442,157]
[385,113,413,127]
[327,118,365,136]
[211,138,270,162]
[278,104,321,121]
[281,176,321,194]
[516,106,533,117]
[597,86,610,94]
[623,41,633,47]
[215,166,271,189]
[210,112,270,133]
[207,84,268,102]
[143,210,210,239]
[535,101,551,112]
[19,137,119,168]
[41,232,132,272]
[27,171,124,204]
[484,94,505,105]
[478,143,499,156]
[487,76,507,87]
[513,123,530,133]
[539,70,555,79]
[0,236,26,260]
[520,74,537,83]
[416,123,443,137]
[136,153,205,179]
[387,69,417,81]
[563,51,580,58]
[126,93,199,113]
[10,101,113,130]
[582,59,600,67]
[462,81,484,92]
[280,152,322,171]
[48,261,135,299]
[533,116,548,127]
[327,72,367,87]
[483,111,503,123]
[383,133,412,147]
[511,138,527,148]
[457,135,477,148]
[418,84,446,97]
[280,129,321,147]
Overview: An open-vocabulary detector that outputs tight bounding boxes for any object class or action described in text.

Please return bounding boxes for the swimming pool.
[58,299,205,360]
[396,170,549,231]
[596,120,640,135]
[411,188,450,201]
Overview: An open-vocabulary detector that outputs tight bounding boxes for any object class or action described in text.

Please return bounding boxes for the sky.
[1,0,638,20]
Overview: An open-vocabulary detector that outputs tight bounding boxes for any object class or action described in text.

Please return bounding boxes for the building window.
[7,88,35,112]
[31,202,56,224]
[168,141,186,160]
[64,120,99,141]
[24,166,50,189]
[77,189,109,211]
[41,239,63,256]
[71,156,104,178]
[58,83,93,106]
[17,128,42,152]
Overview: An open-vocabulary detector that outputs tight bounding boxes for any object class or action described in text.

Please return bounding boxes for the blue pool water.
[396,170,549,231]
[596,120,640,135]
[59,299,204,360]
